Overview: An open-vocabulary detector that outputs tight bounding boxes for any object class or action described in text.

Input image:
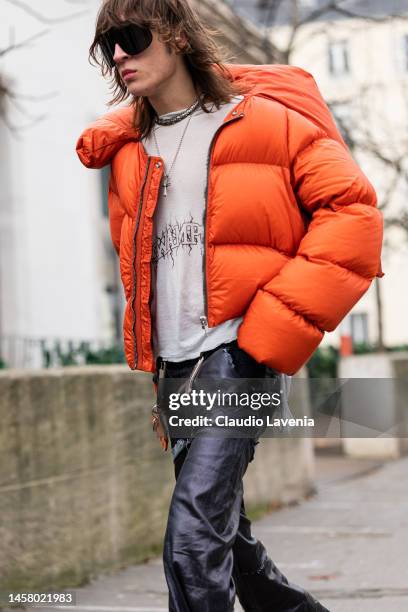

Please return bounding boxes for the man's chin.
[127,83,154,98]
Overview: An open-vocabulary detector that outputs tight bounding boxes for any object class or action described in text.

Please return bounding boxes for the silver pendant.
[163,175,170,197]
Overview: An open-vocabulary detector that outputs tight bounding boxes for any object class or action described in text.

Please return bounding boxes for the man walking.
[77,0,383,609]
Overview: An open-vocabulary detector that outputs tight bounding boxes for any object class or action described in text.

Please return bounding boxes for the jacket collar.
[76,63,345,169]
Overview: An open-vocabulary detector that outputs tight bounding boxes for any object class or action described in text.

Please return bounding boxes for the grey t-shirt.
[142,96,244,361]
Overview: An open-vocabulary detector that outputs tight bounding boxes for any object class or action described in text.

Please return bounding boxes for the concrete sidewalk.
[22,453,408,611]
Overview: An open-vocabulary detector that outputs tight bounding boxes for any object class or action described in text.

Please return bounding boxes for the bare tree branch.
[386,211,408,239]
[261,0,287,28]
[0,26,53,124]
[1,112,47,136]
[330,98,408,184]
[0,29,49,58]
[7,90,59,103]
[263,0,408,62]
[6,89,58,118]
[1,78,58,130]
[4,0,89,24]
[298,0,408,27]
[0,2,73,127]
[258,0,408,194]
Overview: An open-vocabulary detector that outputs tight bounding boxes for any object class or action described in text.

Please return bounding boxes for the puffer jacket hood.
[77,63,347,169]
[76,63,383,375]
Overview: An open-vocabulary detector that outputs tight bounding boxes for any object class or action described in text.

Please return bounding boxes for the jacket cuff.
[237,289,323,375]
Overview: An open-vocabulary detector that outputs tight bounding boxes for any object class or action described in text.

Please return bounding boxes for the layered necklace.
[152,98,200,197]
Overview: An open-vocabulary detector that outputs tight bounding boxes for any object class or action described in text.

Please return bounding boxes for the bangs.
[94,0,163,36]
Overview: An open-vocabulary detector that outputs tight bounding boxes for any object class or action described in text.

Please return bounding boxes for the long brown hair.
[89,0,250,139]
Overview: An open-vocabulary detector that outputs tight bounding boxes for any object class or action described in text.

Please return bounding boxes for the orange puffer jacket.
[76,64,383,375]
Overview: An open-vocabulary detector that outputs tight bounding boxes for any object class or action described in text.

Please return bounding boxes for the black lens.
[118,24,153,55]
[99,24,152,67]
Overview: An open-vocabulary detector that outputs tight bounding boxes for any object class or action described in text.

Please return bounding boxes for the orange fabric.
[76,64,383,375]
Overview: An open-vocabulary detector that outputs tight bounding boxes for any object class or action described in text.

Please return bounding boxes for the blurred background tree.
[0,0,88,130]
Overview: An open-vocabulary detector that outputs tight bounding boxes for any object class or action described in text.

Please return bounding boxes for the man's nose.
[112,43,129,64]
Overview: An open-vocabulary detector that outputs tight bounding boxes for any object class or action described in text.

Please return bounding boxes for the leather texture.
[161,343,330,611]
[157,339,295,455]
[76,63,383,376]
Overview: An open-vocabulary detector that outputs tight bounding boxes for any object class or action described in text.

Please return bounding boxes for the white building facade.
[0,0,118,367]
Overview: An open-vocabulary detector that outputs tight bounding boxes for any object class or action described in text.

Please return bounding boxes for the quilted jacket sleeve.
[237,108,384,375]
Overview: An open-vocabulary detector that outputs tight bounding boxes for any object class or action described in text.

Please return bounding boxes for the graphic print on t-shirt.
[152,213,204,267]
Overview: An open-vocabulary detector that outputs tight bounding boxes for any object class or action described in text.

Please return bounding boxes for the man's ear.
[175,31,190,53]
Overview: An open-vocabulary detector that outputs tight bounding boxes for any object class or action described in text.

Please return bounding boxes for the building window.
[328,40,350,76]
[350,313,369,346]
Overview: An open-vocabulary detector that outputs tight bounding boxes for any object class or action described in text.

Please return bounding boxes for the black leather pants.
[158,340,329,612]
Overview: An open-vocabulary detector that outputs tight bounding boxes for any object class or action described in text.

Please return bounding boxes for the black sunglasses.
[98,23,153,67]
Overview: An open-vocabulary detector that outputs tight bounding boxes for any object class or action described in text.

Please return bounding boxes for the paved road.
[13,454,408,611]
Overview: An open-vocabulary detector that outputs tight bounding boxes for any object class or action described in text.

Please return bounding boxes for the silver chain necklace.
[155,98,200,127]
[152,110,195,197]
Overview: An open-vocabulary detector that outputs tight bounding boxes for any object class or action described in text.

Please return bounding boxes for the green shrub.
[388,344,408,353]
[81,344,126,365]
[352,342,377,354]
[41,341,126,368]
[306,346,339,379]
[350,342,408,355]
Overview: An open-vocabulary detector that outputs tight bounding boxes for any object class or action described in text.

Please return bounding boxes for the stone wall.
[0,366,314,592]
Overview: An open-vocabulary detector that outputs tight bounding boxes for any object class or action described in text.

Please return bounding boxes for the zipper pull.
[187,355,205,393]
[200,315,208,336]
[158,359,167,379]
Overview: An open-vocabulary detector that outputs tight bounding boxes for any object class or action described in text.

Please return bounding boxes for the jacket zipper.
[199,315,208,336]
[131,107,244,367]
[202,111,244,328]
[131,157,151,369]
